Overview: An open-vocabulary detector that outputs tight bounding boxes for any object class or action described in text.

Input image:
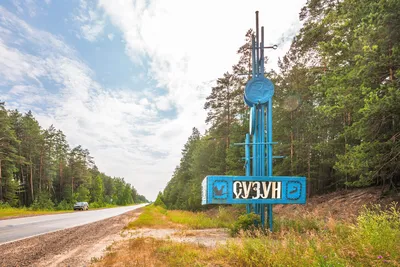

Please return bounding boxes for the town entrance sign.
[202,11,306,230]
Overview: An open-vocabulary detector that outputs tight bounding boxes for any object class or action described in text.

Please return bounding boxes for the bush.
[31,192,55,210]
[0,201,12,209]
[274,216,323,233]
[154,192,167,209]
[355,202,400,256]
[56,200,73,210]
[230,212,262,236]
[90,202,105,209]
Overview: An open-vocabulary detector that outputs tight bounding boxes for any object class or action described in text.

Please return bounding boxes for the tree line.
[0,104,148,209]
[159,0,400,211]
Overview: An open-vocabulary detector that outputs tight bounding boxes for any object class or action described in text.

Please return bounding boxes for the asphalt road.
[0,203,147,245]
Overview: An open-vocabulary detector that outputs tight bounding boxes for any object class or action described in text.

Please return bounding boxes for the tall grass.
[126,205,171,229]
[102,203,400,266]
[167,206,235,229]
[0,207,75,219]
[127,205,239,229]
[216,202,400,266]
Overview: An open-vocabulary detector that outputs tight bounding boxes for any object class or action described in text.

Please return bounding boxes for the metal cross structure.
[201,11,307,230]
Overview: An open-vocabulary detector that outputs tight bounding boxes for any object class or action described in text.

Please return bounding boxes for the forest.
[0,104,148,209]
[160,0,400,211]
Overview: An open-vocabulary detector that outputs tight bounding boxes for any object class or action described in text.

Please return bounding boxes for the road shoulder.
[0,208,143,267]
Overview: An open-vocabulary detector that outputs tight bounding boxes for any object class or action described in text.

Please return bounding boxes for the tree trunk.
[39,153,43,194]
[290,112,294,175]
[307,148,311,198]
[0,159,3,201]
[226,83,231,148]
[59,160,63,200]
[389,40,393,82]
[29,156,34,201]
[20,164,26,204]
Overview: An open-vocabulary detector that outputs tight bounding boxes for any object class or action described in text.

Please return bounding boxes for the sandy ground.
[123,228,231,248]
[0,208,143,267]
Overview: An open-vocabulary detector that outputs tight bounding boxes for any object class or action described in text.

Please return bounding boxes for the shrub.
[154,192,167,209]
[274,216,323,233]
[90,202,104,209]
[355,202,400,256]
[230,212,262,236]
[0,201,12,209]
[56,200,73,210]
[31,192,55,210]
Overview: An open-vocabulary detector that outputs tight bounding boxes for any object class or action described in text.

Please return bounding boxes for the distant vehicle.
[73,202,89,211]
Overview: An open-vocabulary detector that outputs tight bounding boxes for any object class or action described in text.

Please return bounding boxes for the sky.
[0,0,306,201]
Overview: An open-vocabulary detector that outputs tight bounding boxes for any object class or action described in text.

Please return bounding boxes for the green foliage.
[217,205,400,266]
[89,202,102,209]
[273,216,323,233]
[355,203,400,256]
[31,191,55,210]
[127,205,170,229]
[99,204,400,266]
[91,175,104,203]
[128,205,239,230]
[0,102,148,209]
[75,185,90,202]
[154,191,167,209]
[56,199,73,210]
[0,201,11,209]
[162,0,400,208]
[230,212,262,236]
[167,209,234,229]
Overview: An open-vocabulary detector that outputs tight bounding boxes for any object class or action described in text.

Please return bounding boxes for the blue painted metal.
[249,107,256,135]
[245,134,251,176]
[202,176,306,205]
[244,77,275,105]
[244,94,254,107]
[201,11,306,231]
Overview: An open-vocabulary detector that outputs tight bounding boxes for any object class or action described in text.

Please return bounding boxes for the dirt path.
[0,208,143,267]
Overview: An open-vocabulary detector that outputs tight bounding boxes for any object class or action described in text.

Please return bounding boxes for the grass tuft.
[0,206,74,219]
[98,202,400,266]
[127,205,239,229]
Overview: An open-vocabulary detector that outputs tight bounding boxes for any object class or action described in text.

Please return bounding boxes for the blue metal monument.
[202,11,306,230]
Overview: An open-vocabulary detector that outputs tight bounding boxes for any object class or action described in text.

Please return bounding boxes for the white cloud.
[11,0,50,17]
[98,0,307,199]
[0,1,307,200]
[73,0,105,42]
[0,6,169,200]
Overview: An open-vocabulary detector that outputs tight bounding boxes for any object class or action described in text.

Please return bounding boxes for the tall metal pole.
[245,133,251,176]
[245,133,251,213]
[261,26,265,76]
[252,36,256,78]
[255,11,259,76]
[267,100,273,230]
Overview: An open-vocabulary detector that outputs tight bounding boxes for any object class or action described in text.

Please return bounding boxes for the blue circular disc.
[244,76,274,105]
[243,94,254,107]
[249,106,256,135]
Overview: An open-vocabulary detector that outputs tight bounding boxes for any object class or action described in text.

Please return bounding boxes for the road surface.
[0,203,147,244]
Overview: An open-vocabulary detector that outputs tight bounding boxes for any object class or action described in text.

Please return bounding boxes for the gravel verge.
[0,208,143,267]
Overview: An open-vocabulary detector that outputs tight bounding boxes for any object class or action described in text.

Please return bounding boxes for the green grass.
[215,203,400,266]
[0,203,128,219]
[105,203,400,267]
[127,205,239,229]
[0,207,74,219]
[166,207,236,229]
[127,205,171,228]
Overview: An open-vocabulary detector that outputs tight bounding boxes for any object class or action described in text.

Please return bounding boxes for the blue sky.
[0,0,306,200]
